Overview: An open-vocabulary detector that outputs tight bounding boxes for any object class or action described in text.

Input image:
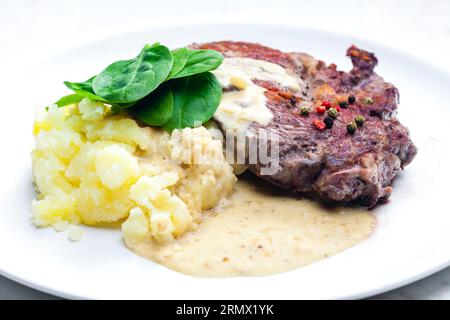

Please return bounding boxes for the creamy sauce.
[212,57,305,130]
[128,174,375,277]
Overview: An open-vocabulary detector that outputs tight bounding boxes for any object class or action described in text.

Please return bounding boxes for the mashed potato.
[32,99,236,242]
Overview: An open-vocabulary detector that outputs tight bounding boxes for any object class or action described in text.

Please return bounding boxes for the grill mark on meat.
[191,41,417,207]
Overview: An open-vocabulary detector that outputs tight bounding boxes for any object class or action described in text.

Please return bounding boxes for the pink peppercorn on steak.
[193,41,417,207]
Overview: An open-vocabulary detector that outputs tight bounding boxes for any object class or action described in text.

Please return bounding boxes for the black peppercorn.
[324,116,334,128]
[339,101,349,109]
[348,95,356,104]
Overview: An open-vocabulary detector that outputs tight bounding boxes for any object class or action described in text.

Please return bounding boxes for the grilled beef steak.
[192,41,417,207]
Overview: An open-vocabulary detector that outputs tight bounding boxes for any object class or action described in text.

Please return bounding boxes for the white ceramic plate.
[1,20,450,300]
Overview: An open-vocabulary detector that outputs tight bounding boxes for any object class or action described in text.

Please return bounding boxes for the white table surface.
[1,0,449,300]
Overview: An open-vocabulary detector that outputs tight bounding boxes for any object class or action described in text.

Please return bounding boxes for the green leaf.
[128,84,173,126]
[64,77,108,103]
[55,93,83,108]
[164,72,222,131]
[109,102,136,115]
[92,44,173,103]
[172,49,223,79]
[166,47,189,80]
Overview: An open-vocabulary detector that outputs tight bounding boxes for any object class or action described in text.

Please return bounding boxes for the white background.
[0,0,449,299]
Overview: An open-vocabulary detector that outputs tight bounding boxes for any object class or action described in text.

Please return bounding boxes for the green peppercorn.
[347,122,357,134]
[300,106,311,116]
[355,115,365,127]
[328,107,339,119]
[324,116,334,128]
[339,101,348,109]
[363,97,373,105]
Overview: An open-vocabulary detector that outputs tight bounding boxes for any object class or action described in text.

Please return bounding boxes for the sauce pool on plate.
[128,174,376,277]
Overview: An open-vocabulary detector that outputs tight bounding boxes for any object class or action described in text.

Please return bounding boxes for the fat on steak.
[192,41,417,207]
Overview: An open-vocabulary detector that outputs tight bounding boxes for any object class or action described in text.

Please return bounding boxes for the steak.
[192,41,417,207]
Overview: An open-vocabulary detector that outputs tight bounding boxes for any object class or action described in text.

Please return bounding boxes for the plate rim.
[3,17,450,300]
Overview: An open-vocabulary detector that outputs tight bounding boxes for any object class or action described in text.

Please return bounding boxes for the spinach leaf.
[64,77,108,102]
[92,43,173,103]
[54,43,225,131]
[171,49,223,79]
[128,84,173,126]
[55,93,83,108]
[166,47,189,80]
[109,101,137,115]
[164,72,222,131]
[63,77,135,112]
